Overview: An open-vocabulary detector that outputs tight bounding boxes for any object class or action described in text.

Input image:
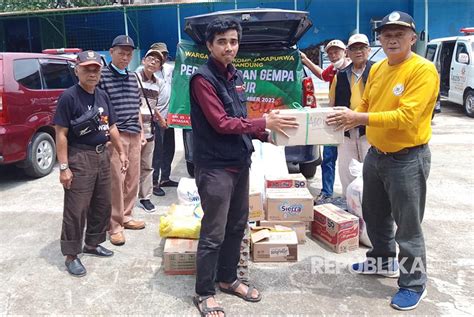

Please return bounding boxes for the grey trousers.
[362,145,431,292]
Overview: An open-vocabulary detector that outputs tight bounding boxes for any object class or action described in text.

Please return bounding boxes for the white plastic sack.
[346,159,372,247]
[177,177,201,206]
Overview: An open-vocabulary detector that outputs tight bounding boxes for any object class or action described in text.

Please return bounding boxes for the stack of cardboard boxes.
[249,173,314,262]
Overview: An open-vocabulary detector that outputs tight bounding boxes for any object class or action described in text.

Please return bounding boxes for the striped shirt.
[99,64,141,134]
[136,70,163,138]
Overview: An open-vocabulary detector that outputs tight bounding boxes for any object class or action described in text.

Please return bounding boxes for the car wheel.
[24,132,56,178]
[464,90,474,118]
[186,161,195,178]
[299,161,317,178]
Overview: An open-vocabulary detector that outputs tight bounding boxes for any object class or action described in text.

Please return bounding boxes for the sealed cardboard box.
[266,188,314,221]
[251,228,298,262]
[163,238,198,275]
[311,204,359,253]
[271,108,344,146]
[249,190,264,222]
[265,173,307,189]
[259,220,307,244]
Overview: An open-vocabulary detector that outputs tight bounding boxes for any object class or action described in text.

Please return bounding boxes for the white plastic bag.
[177,177,201,205]
[346,159,372,247]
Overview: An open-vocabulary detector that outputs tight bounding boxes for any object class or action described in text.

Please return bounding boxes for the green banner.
[168,40,304,129]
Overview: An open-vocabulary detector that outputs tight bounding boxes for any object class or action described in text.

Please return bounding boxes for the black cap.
[111,35,135,49]
[76,50,102,66]
[375,11,416,32]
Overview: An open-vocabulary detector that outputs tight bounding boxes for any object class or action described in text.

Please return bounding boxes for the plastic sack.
[158,204,203,239]
[345,159,372,247]
[177,177,200,205]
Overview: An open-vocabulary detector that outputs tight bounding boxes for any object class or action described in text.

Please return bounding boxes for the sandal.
[193,295,226,317]
[219,279,262,302]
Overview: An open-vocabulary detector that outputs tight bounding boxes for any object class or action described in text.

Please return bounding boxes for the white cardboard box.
[271,108,344,146]
[266,188,314,221]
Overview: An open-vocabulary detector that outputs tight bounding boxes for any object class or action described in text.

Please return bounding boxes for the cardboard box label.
[269,246,289,257]
[265,173,307,189]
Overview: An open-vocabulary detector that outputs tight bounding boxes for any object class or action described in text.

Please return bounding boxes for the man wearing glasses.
[328,33,373,195]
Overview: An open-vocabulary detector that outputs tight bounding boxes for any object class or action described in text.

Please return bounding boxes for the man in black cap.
[327,11,439,311]
[99,35,146,246]
[54,50,128,277]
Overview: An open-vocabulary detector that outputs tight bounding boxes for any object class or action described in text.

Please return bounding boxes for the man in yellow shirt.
[327,11,439,311]
[328,34,373,195]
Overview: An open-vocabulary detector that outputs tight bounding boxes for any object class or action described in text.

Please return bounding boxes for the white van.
[425,28,474,117]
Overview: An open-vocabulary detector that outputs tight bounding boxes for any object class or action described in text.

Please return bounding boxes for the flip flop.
[219,279,262,302]
[193,295,226,317]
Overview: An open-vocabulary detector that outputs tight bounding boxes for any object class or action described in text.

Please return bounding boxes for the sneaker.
[160,179,179,187]
[314,193,332,205]
[351,259,400,278]
[139,199,156,213]
[391,288,427,311]
[153,186,165,196]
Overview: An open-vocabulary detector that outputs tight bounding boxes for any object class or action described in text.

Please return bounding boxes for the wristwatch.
[59,163,69,171]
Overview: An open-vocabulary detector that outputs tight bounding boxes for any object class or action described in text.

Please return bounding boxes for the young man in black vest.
[189,17,298,316]
[329,33,374,195]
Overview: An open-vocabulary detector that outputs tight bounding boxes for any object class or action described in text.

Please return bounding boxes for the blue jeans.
[362,145,430,292]
[321,146,338,196]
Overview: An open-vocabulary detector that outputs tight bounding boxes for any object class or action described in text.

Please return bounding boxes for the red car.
[0,52,77,177]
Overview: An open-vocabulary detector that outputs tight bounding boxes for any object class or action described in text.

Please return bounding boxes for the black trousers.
[152,126,175,183]
[60,146,111,256]
[194,166,249,296]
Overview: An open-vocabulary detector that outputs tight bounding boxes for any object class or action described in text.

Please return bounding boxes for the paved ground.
[0,101,473,315]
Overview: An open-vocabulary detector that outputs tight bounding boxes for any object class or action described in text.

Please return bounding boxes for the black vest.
[335,61,374,138]
[190,58,253,168]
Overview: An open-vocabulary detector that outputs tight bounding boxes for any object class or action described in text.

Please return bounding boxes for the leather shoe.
[83,244,114,257]
[65,258,87,277]
[160,179,179,187]
[153,186,165,196]
[124,219,145,230]
[110,232,125,246]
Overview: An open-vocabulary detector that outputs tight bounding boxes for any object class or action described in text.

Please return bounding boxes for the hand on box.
[264,110,299,138]
[326,107,367,131]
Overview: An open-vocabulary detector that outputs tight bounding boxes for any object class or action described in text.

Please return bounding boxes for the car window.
[425,45,437,61]
[14,59,42,90]
[368,46,386,62]
[455,43,469,64]
[39,59,76,89]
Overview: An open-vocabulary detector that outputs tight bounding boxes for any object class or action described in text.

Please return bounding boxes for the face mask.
[332,58,345,69]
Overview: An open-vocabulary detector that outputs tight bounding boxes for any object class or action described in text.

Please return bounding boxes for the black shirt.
[54,84,117,146]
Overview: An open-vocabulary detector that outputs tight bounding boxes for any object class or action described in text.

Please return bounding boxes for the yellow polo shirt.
[355,53,439,152]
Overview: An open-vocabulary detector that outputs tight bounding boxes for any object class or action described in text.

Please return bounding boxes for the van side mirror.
[458,53,469,64]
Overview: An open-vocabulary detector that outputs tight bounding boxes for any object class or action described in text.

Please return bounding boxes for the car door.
[449,41,470,104]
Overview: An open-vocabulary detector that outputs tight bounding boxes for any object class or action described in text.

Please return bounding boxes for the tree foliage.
[0,0,117,12]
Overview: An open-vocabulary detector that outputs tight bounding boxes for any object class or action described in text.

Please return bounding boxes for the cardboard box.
[266,188,314,221]
[251,228,298,262]
[311,204,359,253]
[163,238,198,275]
[265,173,307,189]
[259,220,306,244]
[271,108,344,146]
[249,190,264,222]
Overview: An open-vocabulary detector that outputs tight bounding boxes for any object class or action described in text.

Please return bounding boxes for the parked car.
[0,52,77,177]
[173,8,322,178]
[425,27,474,117]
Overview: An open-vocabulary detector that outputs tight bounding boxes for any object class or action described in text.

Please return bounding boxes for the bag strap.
[134,71,156,134]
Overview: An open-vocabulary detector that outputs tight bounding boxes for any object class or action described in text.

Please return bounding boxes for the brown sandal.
[219,279,262,302]
[193,295,226,317]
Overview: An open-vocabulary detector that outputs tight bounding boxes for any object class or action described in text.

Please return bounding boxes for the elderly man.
[328,34,373,195]
[327,11,439,310]
[54,50,128,276]
[99,35,146,246]
[302,40,350,203]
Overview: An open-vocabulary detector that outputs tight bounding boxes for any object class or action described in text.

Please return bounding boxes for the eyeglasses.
[348,46,368,52]
[146,56,161,64]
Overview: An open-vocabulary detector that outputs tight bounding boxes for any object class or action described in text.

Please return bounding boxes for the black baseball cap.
[76,50,102,67]
[375,11,416,32]
[111,35,135,49]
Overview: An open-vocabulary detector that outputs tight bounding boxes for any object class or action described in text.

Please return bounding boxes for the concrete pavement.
[0,101,473,315]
